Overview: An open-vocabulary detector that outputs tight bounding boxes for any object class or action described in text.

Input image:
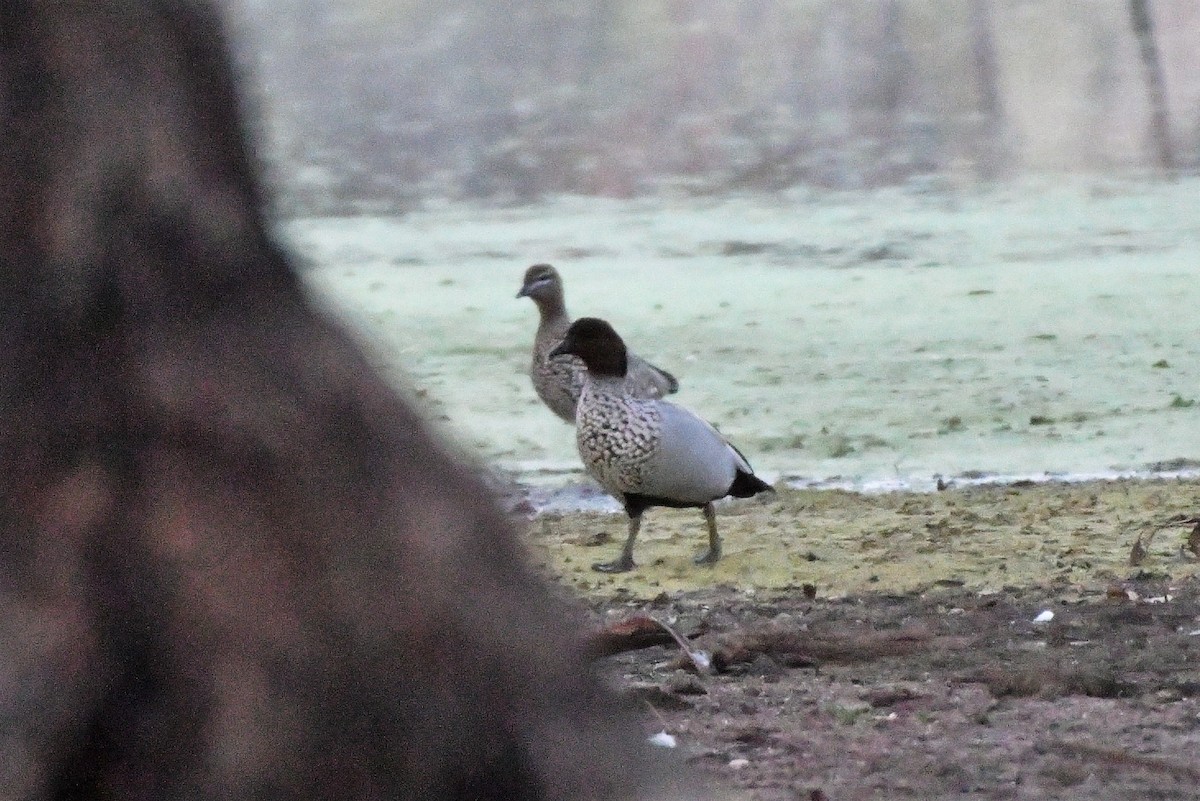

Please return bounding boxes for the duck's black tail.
[729,468,774,499]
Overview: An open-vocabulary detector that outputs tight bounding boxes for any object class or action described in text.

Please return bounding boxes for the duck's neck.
[534,293,568,330]
[582,373,629,397]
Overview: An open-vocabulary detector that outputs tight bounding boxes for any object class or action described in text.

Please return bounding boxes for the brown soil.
[524,478,1200,800]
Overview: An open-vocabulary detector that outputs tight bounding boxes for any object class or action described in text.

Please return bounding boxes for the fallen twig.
[701,624,966,672]
[1130,515,1200,565]
[587,615,711,673]
[586,615,674,658]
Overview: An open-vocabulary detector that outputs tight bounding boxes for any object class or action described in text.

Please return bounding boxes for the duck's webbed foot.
[592,512,641,573]
[592,555,636,573]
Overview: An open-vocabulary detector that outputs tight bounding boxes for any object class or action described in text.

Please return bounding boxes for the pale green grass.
[285,175,1200,487]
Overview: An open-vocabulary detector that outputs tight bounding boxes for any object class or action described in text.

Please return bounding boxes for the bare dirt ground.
[525,478,1200,800]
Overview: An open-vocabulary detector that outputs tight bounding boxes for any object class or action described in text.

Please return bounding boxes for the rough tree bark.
[0,1,655,799]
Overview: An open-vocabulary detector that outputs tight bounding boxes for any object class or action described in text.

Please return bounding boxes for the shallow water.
[284,175,1200,493]
[488,465,1200,516]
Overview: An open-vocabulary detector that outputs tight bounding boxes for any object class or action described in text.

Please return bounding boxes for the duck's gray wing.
[638,401,741,504]
[625,352,679,398]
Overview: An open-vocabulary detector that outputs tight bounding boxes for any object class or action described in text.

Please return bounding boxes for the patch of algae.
[522,479,1200,599]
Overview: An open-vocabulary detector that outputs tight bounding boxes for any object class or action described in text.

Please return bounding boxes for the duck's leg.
[694,502,722,565]
[593,513,640,573]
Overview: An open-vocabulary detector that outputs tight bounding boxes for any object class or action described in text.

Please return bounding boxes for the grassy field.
[290,175,1200,490]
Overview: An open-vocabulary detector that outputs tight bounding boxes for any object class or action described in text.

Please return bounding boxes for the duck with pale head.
[517,264,678,422]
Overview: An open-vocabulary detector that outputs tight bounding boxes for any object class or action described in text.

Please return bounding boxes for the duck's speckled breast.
[575,381,661,497]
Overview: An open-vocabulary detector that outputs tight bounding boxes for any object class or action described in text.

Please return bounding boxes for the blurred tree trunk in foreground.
[0,2,652,797]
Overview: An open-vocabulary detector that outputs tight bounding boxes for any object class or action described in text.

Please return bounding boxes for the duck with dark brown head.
[550,317,773,573]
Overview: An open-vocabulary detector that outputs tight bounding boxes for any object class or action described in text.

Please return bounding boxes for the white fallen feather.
[1033,610,1054,623]
[647,731,677,749]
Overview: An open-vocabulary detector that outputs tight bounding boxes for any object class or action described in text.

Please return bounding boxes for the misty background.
[225,0,1198,215]
[216,0,1200,487]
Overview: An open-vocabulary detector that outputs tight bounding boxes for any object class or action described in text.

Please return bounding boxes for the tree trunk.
[969,0,1007,179]
[0,2,649,798]
[1129,0,1175,175]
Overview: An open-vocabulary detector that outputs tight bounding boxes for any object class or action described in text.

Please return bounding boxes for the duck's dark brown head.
[515,263,564,303]
[548,317,627,378]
